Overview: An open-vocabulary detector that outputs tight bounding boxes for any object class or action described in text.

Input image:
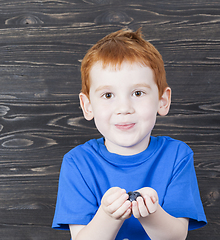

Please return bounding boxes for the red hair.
[81,28,168,98]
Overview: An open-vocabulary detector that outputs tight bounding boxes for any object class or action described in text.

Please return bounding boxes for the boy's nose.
[115,98,135,115]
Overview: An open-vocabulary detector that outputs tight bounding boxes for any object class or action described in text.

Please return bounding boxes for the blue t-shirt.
[52,136,207,239]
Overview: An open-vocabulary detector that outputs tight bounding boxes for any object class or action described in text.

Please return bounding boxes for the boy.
[52,29,207,240]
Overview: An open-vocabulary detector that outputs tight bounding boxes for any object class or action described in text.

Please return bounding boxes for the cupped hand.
[101,187,132,220]
[131,187,158,218]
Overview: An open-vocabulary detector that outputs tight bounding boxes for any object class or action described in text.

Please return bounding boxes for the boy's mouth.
[115,123,135,130]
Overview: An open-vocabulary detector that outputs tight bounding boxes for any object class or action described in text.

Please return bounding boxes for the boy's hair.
[81,28,168,98]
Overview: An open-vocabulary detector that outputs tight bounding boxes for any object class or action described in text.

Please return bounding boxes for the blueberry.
[127,191,142,202]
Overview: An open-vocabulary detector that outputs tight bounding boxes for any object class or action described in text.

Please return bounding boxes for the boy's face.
[80,61,171,156]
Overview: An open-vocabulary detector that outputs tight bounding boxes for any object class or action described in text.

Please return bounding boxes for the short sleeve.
[52,152,98,230]
[162,151,207,230]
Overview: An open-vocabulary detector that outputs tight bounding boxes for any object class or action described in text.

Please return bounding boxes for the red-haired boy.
[53,29,207,240]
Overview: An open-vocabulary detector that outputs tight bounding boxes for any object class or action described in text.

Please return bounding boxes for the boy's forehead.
[89,61,156,88]
[90,60,150,72]
[90,61,120,72]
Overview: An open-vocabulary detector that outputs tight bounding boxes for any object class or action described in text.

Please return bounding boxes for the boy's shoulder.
[151,135,189,145]
[152,135,193,157]
[64,138,102,157]
[156,135,191,147]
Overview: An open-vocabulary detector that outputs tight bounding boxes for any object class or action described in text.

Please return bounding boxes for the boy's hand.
[101,187,132,220]
[131,187,158,219]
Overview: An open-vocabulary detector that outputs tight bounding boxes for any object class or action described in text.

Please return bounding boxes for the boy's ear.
[79,93,94,121]
[157,87,171,116]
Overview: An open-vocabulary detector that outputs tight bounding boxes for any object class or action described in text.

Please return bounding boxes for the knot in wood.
[5,14,44,26]
[95,10,133,25]
[206,190,220,207]
[208,190,219,201]
[0,105,10,116]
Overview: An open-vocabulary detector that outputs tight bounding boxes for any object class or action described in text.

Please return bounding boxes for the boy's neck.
[104,135,151,156]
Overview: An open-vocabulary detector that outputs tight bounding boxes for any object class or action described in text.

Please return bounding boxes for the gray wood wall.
[0,0,219,239]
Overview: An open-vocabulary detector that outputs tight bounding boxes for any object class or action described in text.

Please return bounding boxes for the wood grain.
[0,0,219,239]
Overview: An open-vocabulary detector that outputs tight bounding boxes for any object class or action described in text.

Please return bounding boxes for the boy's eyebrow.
[95,85,112,92]
[133,83,151,89]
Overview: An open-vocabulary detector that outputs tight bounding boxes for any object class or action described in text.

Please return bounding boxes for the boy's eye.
[133,91,144,97]
[103,92,113,99]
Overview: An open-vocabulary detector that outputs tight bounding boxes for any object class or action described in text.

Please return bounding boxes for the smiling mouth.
[115,123,135,130]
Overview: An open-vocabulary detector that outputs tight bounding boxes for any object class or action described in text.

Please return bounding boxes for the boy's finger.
[103,187,126,206]
[106,192,129,214]
[136,196,149,217]
[144,195,157,214]
[122,207,132,219]
[112,200,131,219]
[131,200,141,218]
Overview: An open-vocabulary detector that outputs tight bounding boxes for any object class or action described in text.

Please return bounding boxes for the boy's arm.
[132,187,188,240]
[69,208,123,240]
[70,187,131,240]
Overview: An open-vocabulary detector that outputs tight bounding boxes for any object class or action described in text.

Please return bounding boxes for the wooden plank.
[0,0,219,239]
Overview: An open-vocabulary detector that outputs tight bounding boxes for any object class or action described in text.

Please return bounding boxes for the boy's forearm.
[139,205,188,240]
[73,207,124,240]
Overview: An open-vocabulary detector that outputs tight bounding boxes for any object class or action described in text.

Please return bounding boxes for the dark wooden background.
[0,0,219,239]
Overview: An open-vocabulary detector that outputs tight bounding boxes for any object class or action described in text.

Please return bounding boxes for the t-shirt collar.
[97,136,158,167]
